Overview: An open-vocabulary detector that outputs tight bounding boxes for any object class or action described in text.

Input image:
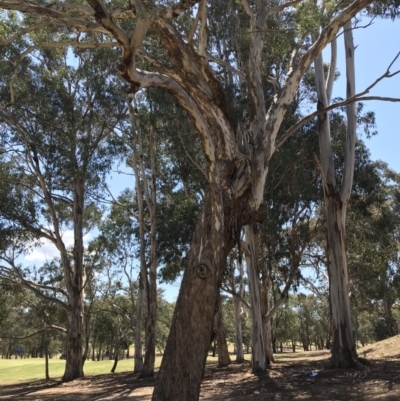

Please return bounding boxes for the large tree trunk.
[62,288,84,381]
[325,196,358,367]
[152,189,263,400]
[62,178,85,382]
[152,193,226,400]
[244,225,266,373]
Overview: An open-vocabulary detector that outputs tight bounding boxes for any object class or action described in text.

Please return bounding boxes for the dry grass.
[358,335,400,360]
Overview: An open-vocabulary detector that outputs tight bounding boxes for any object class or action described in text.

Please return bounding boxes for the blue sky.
[330,18,400,170]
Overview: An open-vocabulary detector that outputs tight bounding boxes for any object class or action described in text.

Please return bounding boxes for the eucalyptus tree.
[0,0,388,398]
[257,115,323,362]
[311,13,360,366]
[0,48,125,380]
[125,109,158,377]
[347,162,400,339]
[93,191,145,372]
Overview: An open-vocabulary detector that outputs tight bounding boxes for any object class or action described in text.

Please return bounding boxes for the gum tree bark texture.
[314,20,358,368]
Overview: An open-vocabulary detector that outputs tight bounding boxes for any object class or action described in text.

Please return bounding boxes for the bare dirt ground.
[1,336,400,401]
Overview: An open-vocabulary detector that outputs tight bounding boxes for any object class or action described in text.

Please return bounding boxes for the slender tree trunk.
[263,317,274,363]
[261,275,273,364]
[141,126,158,378]
[132,129,146,373]
[244,225,266,373]
[134,273,144,372]
[141,268,157,377]
[44,335,49,381]
[111,348,119,373]
[215,297,231,368]
[82,306,92,367]
[97,343,102,361]
[314,21,358,368]
[7,341,12,359]
[232,294,244,363]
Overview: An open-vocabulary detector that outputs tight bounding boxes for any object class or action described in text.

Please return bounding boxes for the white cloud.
[24,231,92,263]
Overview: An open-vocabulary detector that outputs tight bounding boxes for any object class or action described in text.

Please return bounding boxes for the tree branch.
[276,51,400,151]
[0,326,66,340]
[177,131,207,179]
[221,286,251,310]
[0,265,69,311]
[240,0,253,17]
[86,0,130,52]
[198,0,207,57]
[268,0,302,16]
[159,0,201,19]
[326,39,337,104]
[0,1,105,32]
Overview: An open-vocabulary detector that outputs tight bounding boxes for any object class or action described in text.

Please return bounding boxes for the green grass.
[0,357,159,385]
[0,355,219,385]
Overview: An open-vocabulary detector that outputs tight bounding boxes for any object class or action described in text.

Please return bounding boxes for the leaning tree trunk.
[152,187,264,400]
[314,21,358,368]
[152,193,227,400]
[111,348,119,373]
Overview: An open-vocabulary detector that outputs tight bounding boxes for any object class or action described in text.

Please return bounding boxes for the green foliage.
[373,316,399,341]
[294,1,322,38]
[156,295,174,352]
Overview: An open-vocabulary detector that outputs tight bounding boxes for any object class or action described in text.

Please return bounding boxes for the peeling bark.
[314,21,358,368]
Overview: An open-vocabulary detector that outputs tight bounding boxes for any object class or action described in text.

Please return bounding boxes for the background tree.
[0,47,124,381]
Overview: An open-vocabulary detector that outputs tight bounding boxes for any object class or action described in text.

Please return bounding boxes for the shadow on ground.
[1,355,400,400]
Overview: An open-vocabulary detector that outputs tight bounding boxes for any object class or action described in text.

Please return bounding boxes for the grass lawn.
[0,355,219,385]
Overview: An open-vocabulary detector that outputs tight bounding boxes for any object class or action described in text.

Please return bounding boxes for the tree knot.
[196,263,211,280]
